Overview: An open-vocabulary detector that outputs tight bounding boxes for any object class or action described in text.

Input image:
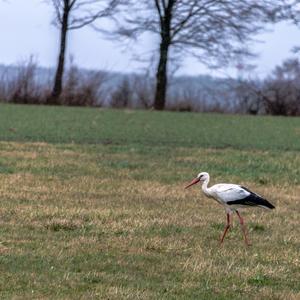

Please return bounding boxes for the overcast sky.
[1,0,300,77]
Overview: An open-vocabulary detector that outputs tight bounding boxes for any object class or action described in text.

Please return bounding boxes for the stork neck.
[201,177,211,196]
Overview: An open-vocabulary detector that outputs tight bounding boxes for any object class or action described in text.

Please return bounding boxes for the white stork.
[185,172,275,246]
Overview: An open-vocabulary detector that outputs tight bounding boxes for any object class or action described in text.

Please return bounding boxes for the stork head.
[185,172,209,189]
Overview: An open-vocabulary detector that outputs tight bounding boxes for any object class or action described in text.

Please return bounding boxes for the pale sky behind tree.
[0,0,299,78]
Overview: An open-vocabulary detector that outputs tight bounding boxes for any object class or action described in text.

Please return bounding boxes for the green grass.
[1,103,300,150]
[0,103,299,299]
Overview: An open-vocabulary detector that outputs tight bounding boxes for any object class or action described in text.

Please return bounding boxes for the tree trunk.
[48,9,69,105]
[154,40,170,110]
[153,0,174,111]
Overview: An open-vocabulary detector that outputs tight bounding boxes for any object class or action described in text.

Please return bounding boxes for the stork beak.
[185,177,200,189]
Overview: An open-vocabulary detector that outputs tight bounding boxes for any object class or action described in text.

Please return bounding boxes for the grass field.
[0,104,299,299]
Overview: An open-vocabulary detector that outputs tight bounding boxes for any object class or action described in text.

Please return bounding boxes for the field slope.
[0,104,299,299]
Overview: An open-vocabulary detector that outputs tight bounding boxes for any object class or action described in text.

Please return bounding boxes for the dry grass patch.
[0,141,299,299]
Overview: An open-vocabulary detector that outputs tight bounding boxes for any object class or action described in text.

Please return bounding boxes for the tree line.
[2,0,300,112]
[2,56,300,116]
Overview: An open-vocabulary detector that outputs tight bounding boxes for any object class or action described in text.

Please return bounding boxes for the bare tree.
[61,57,109,106]
[234,58,300,116]
[132,72,155,109]
[47,0,120,104]
[114,1,280,110]
[233,78,264,115]
[110,77,133,108]
[281,1,300,54]
[262,58,300,116]
[8,57,46,104]
[281,0,300,23]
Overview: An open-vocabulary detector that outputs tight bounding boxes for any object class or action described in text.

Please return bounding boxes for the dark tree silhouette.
[115,1,281,110]
[233,58,300,116]
[48,0,120,104]
[259,58,300,116]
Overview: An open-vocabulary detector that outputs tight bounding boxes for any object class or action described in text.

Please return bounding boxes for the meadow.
[0,103,299,299]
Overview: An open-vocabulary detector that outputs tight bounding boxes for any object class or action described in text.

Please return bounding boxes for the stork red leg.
[236,211,251,246]
[220,213,231,244]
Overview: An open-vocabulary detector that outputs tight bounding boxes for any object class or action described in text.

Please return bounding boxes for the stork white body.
[185,172,275,245]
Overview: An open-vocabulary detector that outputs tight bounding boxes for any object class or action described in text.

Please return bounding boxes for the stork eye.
[199,175,203,179]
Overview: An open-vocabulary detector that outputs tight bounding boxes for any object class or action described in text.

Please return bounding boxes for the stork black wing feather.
[227,186,275,209]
